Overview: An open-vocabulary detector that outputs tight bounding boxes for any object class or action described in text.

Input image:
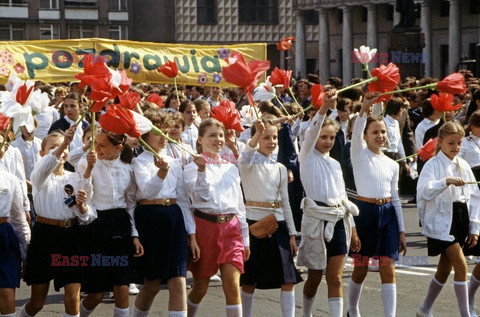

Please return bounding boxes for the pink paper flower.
[13,63,24,74]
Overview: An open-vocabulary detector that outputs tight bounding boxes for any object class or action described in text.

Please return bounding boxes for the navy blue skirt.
[80,208,131,293]
[350,200,399,261]
[134,204,188,283]
[241,220,302,289]
[0,223,21,288]
[23,221,82,291]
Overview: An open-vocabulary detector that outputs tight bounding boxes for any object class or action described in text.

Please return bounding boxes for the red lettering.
[61,256,71,266]
[80,255,89,266]
[352,254,362,266]
[70,255,79,266]
[51,254,62,266]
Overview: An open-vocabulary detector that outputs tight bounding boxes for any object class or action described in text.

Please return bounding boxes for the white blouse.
[77,157,138,237]
[34,106,59,140]
[384,115,406,160]
[0,146,30,213]
[351,113,405,232]
[459,133,480,168]
[11,136,42,180]
[181,125,198,153]
[132,150,195,235]
[238,142,297,236]
[415,117,439,151]
[184,160,249,246]
[31,153,95,223]
[165,142,193,167]
[417,151,480,241]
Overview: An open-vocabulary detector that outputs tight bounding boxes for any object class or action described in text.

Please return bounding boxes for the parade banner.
[0,38,267,86]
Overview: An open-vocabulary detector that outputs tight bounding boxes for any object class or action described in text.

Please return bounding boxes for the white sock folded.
[187,298,199,317]
[469,275,480,307]
[18,304,33,317]
[328,297,343,317]
[302,294,315,317]
[419,277,444,314]
[454,281,470,317]
[64,313,79,317]
[241,291,254,317]
[133,306,150,317]
[168,311,187,317]
[280,290,295,317]
[348,278,363,317]
[1,313,17,317]
[226,304,242,317]
[79,299,93,317]
[113,306,129,317]
[381,283,396,317]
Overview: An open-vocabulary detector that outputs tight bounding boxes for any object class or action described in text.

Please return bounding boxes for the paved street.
[14,201,476,316]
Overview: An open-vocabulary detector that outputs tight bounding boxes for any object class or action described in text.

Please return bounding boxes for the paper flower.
[253,81,275,102]
[212,73,222,84]
[98,104,141,138]
[147,93,164,108]
[157,60,178,78]
[210,99,244,132]
[0,65,10,78]
[430,93,462,112]
[221,51,270,105]
[217,48,230,59]
[436,73,466,95]
[130,62,141,74]
[0,49,14,65]
[197,73,208,85]
[117,91,141,110]
[268,67,292,90]
[418,137,437,161]
[0,113,11,131]
[13,63,24,74]
[276,37,295,51]
[240,105,259,128]
[5,72,22,91]
[29,90,51,114]
[368,63,400,101]
[311,84,326,109]
[353,45,377,64]
[0,79,35,132]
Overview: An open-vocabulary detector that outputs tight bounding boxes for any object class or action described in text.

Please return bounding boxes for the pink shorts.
[189,215,245,279]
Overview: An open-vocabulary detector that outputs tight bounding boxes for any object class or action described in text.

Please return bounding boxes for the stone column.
[295,10,307,79]
[318,7,330,84]
[392,1,401,27]
[280,50,285,70]
[421,0,432,77]
[341,6,353,84]
[366,3,378,68]
[448,0,461,73]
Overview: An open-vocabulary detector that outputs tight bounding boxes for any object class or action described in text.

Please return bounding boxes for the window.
[109,0,127,11]
[470,0,480,14]
[65,0,97,7]
[197,0,216,25]
[440,0,449,17]
[0,24,24,40]
[68,25,95,39]
[338,9,343,24]
[361,7,367,23]
[440,44,448,78]
[304,10,318,25]
[40,24,59,40]
[109,25,128,40]
[386,4,394,21]
[238,0,278,25]
[0,0,27,6]
[39,0,58,9]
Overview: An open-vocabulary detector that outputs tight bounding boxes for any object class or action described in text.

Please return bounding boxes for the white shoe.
[129,283,140,295]
[209,274,221,282]
[470,305,478,317]
[416,309,433,317]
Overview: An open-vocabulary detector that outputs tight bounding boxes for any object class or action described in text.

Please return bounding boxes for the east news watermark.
[352,51,428,64]
[51,254,128,267]
[351,255,429,267]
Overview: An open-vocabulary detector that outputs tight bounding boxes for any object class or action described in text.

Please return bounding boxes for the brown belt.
[356,196,391,205]
[194,209,235,224]
[0,217,8,224]
[36,215,77,228]
[138,198,177,206]
[245,201,280,209]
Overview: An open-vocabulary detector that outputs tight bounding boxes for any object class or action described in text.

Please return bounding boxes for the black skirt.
[80,208,131,293]
[241,220,302,289]
[0,223,21,288]
[23,221,82,291]
[428,202,469,256]
[134,204,188,283]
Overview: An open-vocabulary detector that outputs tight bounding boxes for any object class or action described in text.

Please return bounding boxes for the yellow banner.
[0,38,267,87]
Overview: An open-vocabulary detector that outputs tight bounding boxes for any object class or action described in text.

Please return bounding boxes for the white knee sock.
[241,291,254,317]
[469,275,480,307]
[187,298,199,317]
[419,277,444,313]
[302,294,316,317]
[328,297,343,317]
[18,304,33,317]
[226,304,242,317]
[1,313,17,317]
[64,313,80,317]
[79,299,93,317]
[133,306,150,317]
[348,278,363,317]
[381,283,396,317]
[168,311,187,317]
[280,290,295,317]
[454,281,470,317]
[113,306,130,317]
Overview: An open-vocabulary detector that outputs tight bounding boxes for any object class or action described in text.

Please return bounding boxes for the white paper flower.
[239,105,259,127]
[5,72,22,92]
[130,109,153,135]
[353,45,377,64]
[0,79,35,133]
[253,81,276,102]
[29,90,51,114]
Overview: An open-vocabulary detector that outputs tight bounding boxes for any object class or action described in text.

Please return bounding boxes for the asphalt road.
[13,201,477,316]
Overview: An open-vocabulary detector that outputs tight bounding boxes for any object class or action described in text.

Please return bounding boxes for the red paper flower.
[157,60,178,78]
[311,84,325,110]
[436,73,467,95]
[276,37,295,51]
[15,82,34,105]
[210,99,245,132]
[368,63,401,101]
[418,137,437,161]
[75,54,111,88]
[147,93,164,108]
[98,104,141,138]
[221,51,270,105]
[430,93,462,112]
[269,67,292,90]
[0,113,11,131]
[117,91,141,110]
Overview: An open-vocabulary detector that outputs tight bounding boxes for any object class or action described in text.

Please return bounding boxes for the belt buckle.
[376,198,384,205]
[218,215,227,223]
[164,198,171,206]
[270,201,277,208]
[64,219,72,228]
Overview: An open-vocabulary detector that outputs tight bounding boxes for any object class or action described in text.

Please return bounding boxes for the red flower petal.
[269,67,291,90]
[276,36,295,51]
[98,104,141,138]
[311,84,325,109]
[436,73,467,94]
[418,137,437,161]
[368,63,401,99]
[147,93,164,108]
[210,99,245,132]
[118,91,141,110]
[430,93,463,112]
[157,60,178,78]
[15,82,34,105]
[0,113,11,131]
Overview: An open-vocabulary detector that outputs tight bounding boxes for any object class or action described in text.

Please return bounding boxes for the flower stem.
[465,180,480,185]
[288,87,301,109]
[395,153,418,162]
[275,95,290,116]
[149,125,196,156]
[364,63,372,78]
[75,102,95,126]
[336,76,378,94]
[138,138,162,160]
[0,119,13,155]
[174,77,180,103]
[294,104,313,118]
[377,83,438,97]
[91,112,95,151]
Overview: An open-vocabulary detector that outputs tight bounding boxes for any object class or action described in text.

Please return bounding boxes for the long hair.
[196,118,225,154]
